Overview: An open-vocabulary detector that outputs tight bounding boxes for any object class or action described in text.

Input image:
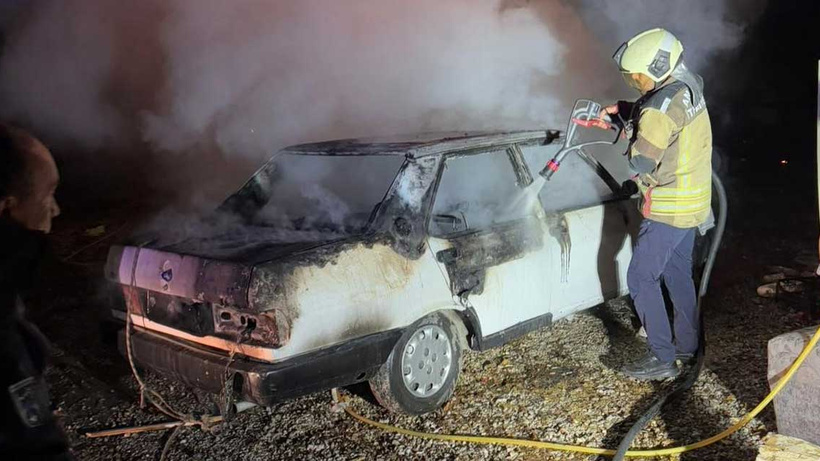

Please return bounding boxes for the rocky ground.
[25,174,820,461]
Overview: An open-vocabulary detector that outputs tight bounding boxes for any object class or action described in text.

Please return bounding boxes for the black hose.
[698,173,728,298]
[612,172,728,461]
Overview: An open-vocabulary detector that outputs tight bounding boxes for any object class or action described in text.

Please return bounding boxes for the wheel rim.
[400,324,453,397]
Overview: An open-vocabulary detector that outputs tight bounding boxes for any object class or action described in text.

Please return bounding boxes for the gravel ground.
[40,282,817,461]
[26,184,820,461]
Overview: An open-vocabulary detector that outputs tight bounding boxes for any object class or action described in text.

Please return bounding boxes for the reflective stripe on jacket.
[630,79,712,229]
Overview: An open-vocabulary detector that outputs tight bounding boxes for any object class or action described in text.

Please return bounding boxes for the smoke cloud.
[572,0,768,72]
[0,0,766,207]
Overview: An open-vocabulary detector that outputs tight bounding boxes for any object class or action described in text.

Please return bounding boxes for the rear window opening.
[223,154,404,237]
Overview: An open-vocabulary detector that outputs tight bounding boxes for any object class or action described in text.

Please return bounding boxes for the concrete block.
[757,433,820,461]
[767,326,820,446]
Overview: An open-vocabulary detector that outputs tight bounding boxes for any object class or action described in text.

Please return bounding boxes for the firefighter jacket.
[626,77,712,229]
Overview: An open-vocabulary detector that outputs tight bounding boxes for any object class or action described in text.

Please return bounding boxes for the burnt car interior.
[228,154,404,235]
[429,134,629,239]
[429,146,537,237]
[144,153,407,263]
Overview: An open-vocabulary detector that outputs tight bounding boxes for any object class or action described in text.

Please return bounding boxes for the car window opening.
[520,144,624,214]
[429,148,537,237]
[222,154,404,240]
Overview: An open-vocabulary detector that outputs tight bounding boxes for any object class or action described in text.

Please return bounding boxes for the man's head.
[0,124,60,233]
[613,28,683,94]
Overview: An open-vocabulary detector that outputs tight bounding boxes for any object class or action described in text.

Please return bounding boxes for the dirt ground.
[24,170,819,461]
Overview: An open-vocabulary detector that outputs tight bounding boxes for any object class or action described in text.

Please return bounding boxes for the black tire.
[369,312,462,415]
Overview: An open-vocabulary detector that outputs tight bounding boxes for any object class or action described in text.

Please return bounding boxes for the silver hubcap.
[400,325,452,397]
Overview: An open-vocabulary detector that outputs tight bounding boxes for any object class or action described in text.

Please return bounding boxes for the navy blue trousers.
[627,219,698,364]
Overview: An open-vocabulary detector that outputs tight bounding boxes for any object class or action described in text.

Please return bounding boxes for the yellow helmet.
[613,28,683,83]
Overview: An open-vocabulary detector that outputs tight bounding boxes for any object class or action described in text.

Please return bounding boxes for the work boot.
[621,351,679,380]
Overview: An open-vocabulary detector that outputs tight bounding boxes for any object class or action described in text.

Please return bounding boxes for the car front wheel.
[369,312,462,415]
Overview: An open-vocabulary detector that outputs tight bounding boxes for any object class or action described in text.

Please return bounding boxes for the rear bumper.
[119,327,402,405]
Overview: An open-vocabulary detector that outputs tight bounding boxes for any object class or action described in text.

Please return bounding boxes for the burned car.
[105,128,641,415]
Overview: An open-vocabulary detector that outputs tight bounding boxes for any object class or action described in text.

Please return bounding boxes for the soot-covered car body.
[105,130,641,414]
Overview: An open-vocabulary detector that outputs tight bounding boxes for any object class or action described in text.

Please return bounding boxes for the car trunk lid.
[105,245,253,308]
[105,245,288,360]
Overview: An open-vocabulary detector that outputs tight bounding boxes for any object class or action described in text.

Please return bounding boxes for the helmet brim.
[612,42,628,71]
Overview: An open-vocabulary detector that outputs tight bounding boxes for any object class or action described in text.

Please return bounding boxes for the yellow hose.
[341,326,820,458]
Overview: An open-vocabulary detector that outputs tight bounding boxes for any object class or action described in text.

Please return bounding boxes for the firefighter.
[596,29,713,380]
[0,124,70,459]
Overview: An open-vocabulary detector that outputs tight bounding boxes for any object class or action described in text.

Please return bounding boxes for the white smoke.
[0,0,766,205]
[0,1,124,149]
[574,0,768,73]
[143,0,574,160]
[0,2,574,160]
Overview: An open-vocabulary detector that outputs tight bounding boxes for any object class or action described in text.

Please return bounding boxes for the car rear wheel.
[369,312,462,415]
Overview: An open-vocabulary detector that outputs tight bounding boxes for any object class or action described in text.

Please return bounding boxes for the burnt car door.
[521,141,640,319]
[426,146,553,341]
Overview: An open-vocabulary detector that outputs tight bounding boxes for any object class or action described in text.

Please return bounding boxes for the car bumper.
[119,327,402,405]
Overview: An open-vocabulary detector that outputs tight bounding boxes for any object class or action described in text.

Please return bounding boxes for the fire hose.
[337,171,820,456]
[338,323,818,458]
[610,170,727,459]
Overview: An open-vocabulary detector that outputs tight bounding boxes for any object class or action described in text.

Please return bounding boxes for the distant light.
[780,159,788,165]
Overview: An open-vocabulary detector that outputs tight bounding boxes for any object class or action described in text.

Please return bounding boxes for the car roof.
[279,130,554,158]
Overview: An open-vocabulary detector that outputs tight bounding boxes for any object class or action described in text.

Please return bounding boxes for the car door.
[426,146,553,339]
[521,142,641,320]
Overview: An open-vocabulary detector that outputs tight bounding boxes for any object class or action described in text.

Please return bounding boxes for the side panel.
[547,199,639,319]
[427,217,552,337]
[488,219,552,333]
[251,242,456,360]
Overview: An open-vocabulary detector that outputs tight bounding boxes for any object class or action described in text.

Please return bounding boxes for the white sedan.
[106,128,641,415]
